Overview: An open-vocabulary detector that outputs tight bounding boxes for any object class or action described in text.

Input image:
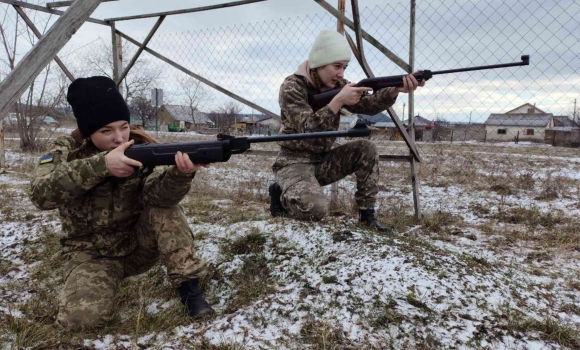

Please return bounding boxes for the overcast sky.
[71,0,391,43]
[2,0,579,122]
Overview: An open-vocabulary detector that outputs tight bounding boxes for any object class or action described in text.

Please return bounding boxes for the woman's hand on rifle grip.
[390,71,426,97]
[175,151,210,174]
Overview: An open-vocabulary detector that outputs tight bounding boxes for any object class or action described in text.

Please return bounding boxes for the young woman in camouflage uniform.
[30,76,213,330]
[270,30,425,232]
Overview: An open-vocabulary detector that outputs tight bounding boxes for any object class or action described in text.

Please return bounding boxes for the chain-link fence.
[2,0,579,192]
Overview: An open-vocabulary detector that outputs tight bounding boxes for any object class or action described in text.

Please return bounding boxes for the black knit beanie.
[67,76,130,138]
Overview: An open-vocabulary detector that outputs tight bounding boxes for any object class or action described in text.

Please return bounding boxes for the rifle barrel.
[247,127,370,143]
[432,55,529,76]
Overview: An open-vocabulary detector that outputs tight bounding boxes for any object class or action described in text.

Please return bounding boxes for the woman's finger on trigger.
[175,152,184,170]
[121,155,143,168]
[183,153,195,168]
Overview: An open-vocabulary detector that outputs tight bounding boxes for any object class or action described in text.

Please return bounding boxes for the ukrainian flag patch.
[40,155,54,164]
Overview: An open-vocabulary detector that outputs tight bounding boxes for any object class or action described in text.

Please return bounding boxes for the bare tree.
[209,101,242,133]
[129,95,157,129]
[432,117,452,142]
[79,37,161,101]
[1,5,65,151]
[178,75,210,128]
[0,4,19,80]
[14,64,67,150]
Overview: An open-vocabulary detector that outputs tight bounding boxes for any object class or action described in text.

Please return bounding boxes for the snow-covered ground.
[1,140,579,349]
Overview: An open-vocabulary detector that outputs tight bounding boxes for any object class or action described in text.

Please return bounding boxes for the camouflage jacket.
[275,74,396,166]
[29,135,195,257]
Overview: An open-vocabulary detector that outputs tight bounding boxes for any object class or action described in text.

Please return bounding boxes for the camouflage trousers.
[57,205,206,330]
[274,139,379,221]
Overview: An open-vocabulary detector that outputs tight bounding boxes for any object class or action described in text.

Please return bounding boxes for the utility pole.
[574,99,577,124]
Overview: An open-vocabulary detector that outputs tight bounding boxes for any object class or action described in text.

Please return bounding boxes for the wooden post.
[12,5,74,82]
[409,0,421,220]
[116,29,280,121]
[314,0,410,72]
[104,0,265,22]
[345,0,373,78]
[336,0,345,34]
[330,0,346,208]
[0,0,102,121]
[47,0,118,9]
[110,21,123,93]
[450,129,454,143]
[484,129,487,143]
[0,0,108,26]
[116,16,165,86]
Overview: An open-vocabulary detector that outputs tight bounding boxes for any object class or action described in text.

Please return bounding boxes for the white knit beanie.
[308,30,351,69]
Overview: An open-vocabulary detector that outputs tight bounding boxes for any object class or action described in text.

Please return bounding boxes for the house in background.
[339,114,359,130]
[485,103,554,142]
[255,116,281,135]
[358,112,391,126]
[158,104,214,131]
[403,115,434,141]
[545,116,580,147]
[230,114,281,135]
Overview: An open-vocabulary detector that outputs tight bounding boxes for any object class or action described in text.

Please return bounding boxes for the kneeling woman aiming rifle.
[270,29,425,232]
[29,76,212,330]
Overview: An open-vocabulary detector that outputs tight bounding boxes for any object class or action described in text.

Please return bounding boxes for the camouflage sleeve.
[279,76,340,132]
[29,135,111,210]
[344,82,398,116]
[142,166,194,207]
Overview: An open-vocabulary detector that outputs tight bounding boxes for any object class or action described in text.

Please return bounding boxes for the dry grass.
[500,306,580,349]
[299,316,348,349]
[2,134,580,349]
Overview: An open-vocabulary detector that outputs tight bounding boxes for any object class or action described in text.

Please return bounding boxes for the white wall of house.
[485,125,546,142]
[256,118,281,130]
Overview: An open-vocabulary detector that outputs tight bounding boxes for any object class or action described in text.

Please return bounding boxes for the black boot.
[177,278,215,318]
[269,182,287,217]
[359,209,396,233]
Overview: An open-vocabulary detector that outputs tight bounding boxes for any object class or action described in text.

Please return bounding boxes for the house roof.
[553,116,579,128]
[402,115,432,127]
[550,126,579,132]
[505,103,547,114]
[374,121,396,128]
[235,114,270,123]
[340,115,359,124]
[162,105,213,124]
[485,114,552,127]
[356,112,392,124]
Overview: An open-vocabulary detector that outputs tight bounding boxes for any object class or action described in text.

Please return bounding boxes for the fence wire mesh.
[1,0,580,203]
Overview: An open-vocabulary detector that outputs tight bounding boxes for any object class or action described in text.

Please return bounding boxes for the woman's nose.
[113,131,124,142]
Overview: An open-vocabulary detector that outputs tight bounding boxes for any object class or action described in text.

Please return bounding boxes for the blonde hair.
[128,125,157,145]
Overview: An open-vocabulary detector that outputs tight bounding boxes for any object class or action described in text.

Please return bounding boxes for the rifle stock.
[125,120,371,167]
[308,55,530,112]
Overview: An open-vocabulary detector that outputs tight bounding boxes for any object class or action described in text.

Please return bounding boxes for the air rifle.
[125,119,371,168]
[309,55,530,112]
